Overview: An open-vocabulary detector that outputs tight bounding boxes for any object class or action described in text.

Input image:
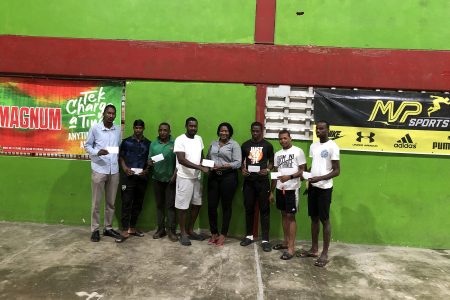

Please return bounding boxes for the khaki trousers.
[91,171,120,232]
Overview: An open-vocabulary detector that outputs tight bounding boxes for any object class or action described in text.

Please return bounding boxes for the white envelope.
[151,153,164,162]
[302,171,312,180]
[131,168,143,175]
[270,172,281,180]
[248,165,260,173]
[201,159,215,168]
[280,168,296,176]
[106,146,119,154]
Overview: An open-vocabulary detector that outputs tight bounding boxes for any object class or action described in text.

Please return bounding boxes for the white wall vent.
[264,85,314,140]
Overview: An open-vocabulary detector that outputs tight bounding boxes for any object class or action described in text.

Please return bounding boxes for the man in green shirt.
[148,122,178,241]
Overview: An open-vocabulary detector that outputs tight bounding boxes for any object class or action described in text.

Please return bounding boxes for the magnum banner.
[0,77,123,155]
[313,88,450,155]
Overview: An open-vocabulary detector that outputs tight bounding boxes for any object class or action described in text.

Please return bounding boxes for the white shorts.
[175,177,202,209]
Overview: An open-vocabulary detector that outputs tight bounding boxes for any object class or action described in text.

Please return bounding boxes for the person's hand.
[170,173,177,184]
[269,192,275,203]
[97,149,109,156]
[308,176,320,183]
[147,159,154,167]
[299,172,305,181]
[139,169,148,176]
[258,168,269,176]
[279,175,291,183]
[242,168,250,176]
[124,167,135,176]
[200,166,210,173]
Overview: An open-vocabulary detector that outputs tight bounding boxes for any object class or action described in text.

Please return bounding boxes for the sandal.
[115,235,128,243]
[295,249,319,258]
[129,231,145,237]
[273,243,288,250]
[314,258,329,267]
[215,235,225,247]
[280,251,294,260]
[208,236,218,245]
[179,235,192,246]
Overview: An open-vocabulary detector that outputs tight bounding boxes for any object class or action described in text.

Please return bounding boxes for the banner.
[0,77,123,155]
[313,89,450,155]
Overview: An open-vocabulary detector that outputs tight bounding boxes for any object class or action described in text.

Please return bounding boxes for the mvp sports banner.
[0,77,123,155]
[313,88,450,155]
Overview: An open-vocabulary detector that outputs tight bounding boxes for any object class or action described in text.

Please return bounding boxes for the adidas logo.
[394,133,416,149]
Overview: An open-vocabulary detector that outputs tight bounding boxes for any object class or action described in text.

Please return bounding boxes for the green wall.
[0,0,255,43]
[1,0,450,248]
[276,0,450,50]
[123,81,256,235]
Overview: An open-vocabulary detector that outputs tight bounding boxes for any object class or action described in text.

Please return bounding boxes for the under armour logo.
[356,132,375,143]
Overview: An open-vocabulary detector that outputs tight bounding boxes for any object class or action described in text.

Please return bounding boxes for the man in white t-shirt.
[297,120,340,268]
[269,130,306,260]
[174,117,209,246]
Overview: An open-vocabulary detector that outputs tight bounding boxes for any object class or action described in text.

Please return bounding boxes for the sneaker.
[153,229,167,239]
[240,237,253,247]
[103,228,121,239]
[262,242,272,252]
[90,230,100,242]
[168,231,178,242]
[179,234,191,246]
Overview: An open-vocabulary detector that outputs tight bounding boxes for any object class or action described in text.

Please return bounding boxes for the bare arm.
[120,157,134,176]
[176,152,209,173]
[278,163,307,183]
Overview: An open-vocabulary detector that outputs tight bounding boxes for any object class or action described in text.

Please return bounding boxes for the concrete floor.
[0,222,449,300]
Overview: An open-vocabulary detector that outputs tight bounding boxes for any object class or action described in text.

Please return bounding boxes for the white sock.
[246,235,253,240]
[262,240,269,244]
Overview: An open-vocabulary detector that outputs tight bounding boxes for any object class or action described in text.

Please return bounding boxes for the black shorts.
[308,185,333,221]
[276,189,297,214]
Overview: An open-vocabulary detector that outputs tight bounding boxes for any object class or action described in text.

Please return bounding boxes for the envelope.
[270,172,281,180]
[201,159,215,168]
[248,165,260,173]
[131,168,143,175]
[106,146,119,154]
[151,153,164,162]
[302,171,312,180]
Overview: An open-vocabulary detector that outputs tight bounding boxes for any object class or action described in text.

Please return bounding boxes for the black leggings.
[207,171,238,235]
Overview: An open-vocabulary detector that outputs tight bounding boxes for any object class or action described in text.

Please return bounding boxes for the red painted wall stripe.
[1,35,450,91]
[254,0,276,44]
[253,0,276,238]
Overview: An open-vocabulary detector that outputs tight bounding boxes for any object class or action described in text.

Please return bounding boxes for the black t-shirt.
[241,139,274,181]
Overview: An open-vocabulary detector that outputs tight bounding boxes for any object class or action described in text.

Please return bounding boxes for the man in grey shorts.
[174,117,209,246]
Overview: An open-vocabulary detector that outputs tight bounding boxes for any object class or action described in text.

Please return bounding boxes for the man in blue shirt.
[117,119,151,242]
[85,105,122,242]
